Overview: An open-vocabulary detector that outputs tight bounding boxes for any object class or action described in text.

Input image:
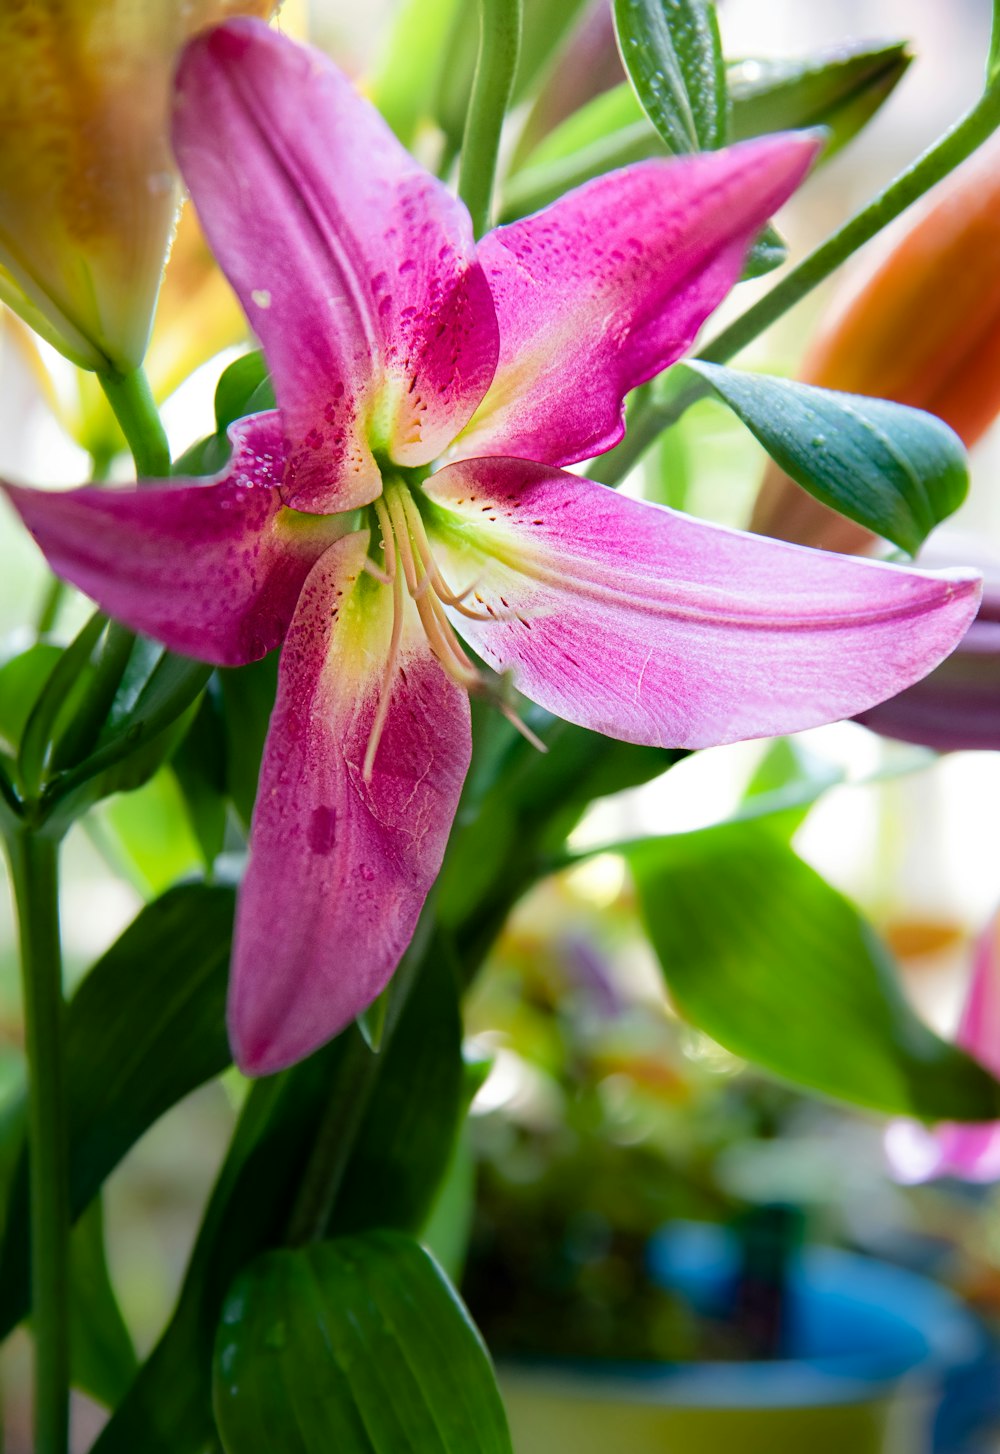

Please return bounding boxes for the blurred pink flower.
[887,915,1000,1183]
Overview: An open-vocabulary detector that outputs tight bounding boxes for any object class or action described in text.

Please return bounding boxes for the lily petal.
[857,587,1000,751]
[174,20,499,512]
[3,414,339,666]
[456,135,818,467]
[230,531,471,1075]
[423,458,981,747]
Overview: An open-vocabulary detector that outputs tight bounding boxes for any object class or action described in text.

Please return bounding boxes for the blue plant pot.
[500,1222,983,1454]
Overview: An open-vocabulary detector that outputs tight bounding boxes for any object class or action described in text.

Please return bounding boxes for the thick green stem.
[593,87,1000,486]
[457,0,522,236]
[4,830,69,1454]
[97,366,171,478]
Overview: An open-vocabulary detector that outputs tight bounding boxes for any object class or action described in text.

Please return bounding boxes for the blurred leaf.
[44,648,212,831]
[18,612,105,795]
[213,352,274,433]
[630,821,1000,1118]
[330,944,464,1238]
[213,1234,511,1454]
[742,736,842,839]
[513,0,591,104]
[92,932,455,1450]
[172,686,228,868]
[172,352,275,478]
[742,224,787,280]
[370,0,460,144]
[69,1197,137,1408]
[505,40,907,219]
[91,1036,370,1452]
[729,41,912,156]
[0,883,234,1339]
[0,642,62,756]
[91,768,205,897]
[613,0,727,154]
[684,362,969,554]
[219,654,279,830]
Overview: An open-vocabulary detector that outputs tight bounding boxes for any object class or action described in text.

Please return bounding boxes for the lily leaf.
[0,882,234,1340]
[0,642,62,756]
[683,361,969,554]
[213,1235,511,1454]
[69,1197,138,1409]
[730,41,911,157]
[630,821,1000,1118]
[613,0,727,154]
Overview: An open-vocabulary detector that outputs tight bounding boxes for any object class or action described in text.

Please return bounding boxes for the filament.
[360,480,543,776]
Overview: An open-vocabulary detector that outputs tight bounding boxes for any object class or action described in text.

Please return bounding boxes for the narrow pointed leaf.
[743,223,787,279]
[213,1235,511,1454]
[17,611,106,793]
[69,1198,138,1409]
[685,361,969,554]
[630,822,1000,1118]
[0,642,62,756]
[330,946,464,1237]
[92,937,461,1450]
[0,883,234,1339]
[613,0,727,154]
[729,42,911,156]
[92,1042,357,1453]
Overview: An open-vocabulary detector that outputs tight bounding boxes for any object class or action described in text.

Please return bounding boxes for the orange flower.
[752,136,1000,550]
[0,0,273,375]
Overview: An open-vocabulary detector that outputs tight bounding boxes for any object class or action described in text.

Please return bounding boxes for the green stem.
[593,86,1000,486]
[4,829,69,1454]
[457,0,522,236]
[34,579,65,639]
[97,367,171,478]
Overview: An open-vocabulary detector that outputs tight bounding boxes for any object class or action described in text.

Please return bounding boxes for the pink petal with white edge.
[174,20,499,513]
[888,915,1000,1183]
[3,414,341,667]
[455,135,819,467]
[230,531,471,1075]
[422,458,981,747]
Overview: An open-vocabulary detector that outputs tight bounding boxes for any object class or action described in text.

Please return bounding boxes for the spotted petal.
[456,135,818,467]
[230,531,471,1075]
[2,414,340,666]
[422,458,981,747]
[174,20,499,513]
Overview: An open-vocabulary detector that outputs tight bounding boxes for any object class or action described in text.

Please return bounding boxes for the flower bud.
[0,1,273,375]
[752,136,1000,550]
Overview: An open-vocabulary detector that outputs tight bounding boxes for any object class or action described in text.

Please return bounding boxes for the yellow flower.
[0,1,273,375]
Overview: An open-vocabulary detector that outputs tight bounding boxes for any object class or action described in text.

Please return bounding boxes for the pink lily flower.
[3,20,981,1075]
[886,915,1000,1182]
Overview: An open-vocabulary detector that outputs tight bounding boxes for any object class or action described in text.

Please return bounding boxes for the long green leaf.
[630,822,1000,1118]
[330,946,464,1238]
[213,1235,511,1454]
[92,938,461,1449]
[69,1197,138,1408]
[613,0,726,153]
[684,361,969,554]
[0,883,234,1338]
[729,42,911,156]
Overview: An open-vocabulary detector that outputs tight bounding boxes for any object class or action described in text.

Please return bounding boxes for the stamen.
[400,490,512,622]
[361,481,547,772]
[372,495,397,583]
[363,556,405,782]
[499,700,549,754]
